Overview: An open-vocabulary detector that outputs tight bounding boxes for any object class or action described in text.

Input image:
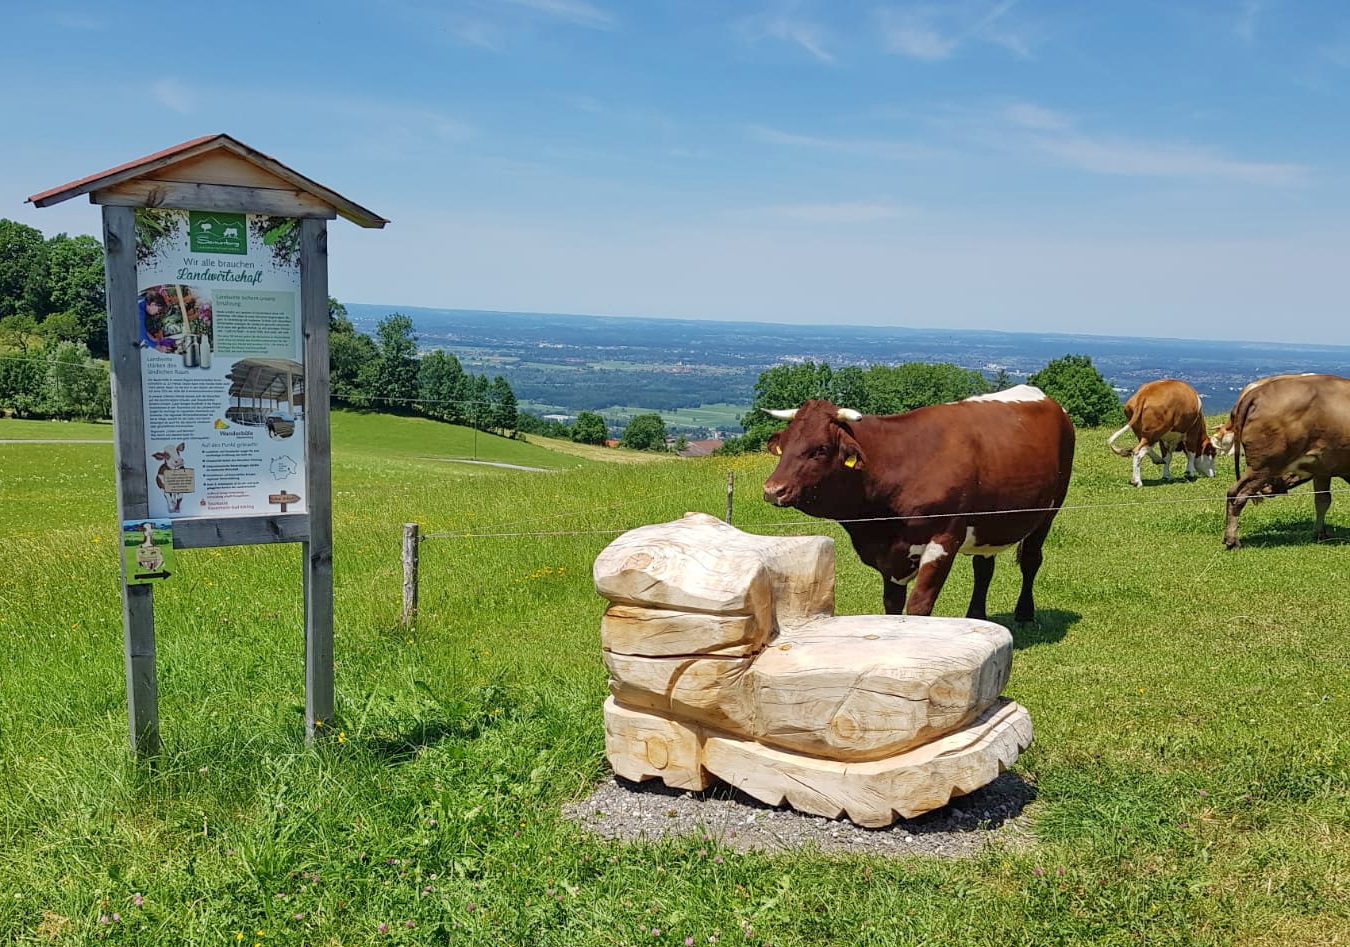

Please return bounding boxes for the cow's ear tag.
[843,454,858,468]
[770,443,782,456]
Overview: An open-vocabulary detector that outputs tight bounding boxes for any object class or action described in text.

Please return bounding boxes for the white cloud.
[1035,134,1306,185]
[1234,0,1266,44]
[747,124,935,161]
[879,0,1032,61]
[1002,102,1072,131]
[150,79,195,114]
[496,0,615,30]
[761,16,836,63]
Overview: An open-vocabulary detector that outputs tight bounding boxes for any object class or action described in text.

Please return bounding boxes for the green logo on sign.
[188,212,248,255]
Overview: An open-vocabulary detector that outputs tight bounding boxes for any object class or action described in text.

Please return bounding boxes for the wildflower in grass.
[338,731,347,744]
[651,928,661,937]
[405,921,416,929]
[1198,789,1209,797]
[131,894,143,907]
[99,916,109,925]
[1032,867,1044,877]
[378,922,389,934]
[293,914,303,921]
[687,938,696,946]
[714,856,723,864]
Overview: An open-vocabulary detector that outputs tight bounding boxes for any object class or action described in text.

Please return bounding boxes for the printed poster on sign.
[121,519,177,583]
[135,210,306,519]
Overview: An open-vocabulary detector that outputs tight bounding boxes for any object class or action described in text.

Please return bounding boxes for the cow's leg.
[1225,471,1273,548]
[1131,442,1148,487]
[967,555,995,621]
[904,537,961,616]
[1312,474,1333,541]
[1013,524,1052,624]
[882,577,908,616]
[1159,443,1174,481]
[1183,448,1198,481]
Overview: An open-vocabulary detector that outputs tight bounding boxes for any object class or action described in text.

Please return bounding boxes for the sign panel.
[121,519,177,583]
[135,211,306,518]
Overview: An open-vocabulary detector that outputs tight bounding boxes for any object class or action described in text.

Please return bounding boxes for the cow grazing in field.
[1222,373,1350,548]
[1211,374,1319,457]
[152,442,187,513]
[1106,379,1216,487]
[762,386,1075,623]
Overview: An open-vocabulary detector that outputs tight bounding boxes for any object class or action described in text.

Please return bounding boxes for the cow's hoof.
[1223,538,1240,550]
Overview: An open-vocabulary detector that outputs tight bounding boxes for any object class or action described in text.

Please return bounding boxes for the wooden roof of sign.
[27,133,388,228]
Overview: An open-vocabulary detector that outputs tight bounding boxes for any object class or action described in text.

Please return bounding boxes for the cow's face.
[1195,438,1217,478]
[152,443,186,469]
[762,401,866,509]
[1210,424,1236,456]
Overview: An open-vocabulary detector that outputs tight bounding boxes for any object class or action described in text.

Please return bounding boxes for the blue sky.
[5,0,1350,344]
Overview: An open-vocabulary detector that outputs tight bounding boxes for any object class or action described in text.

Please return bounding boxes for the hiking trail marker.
[29,135,388,756]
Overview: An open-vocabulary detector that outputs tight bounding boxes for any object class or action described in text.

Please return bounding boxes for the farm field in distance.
[1,412,1348,945]
[348,304,1350,437]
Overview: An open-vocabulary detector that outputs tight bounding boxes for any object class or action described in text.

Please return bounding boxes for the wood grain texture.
[603,696,1032,826]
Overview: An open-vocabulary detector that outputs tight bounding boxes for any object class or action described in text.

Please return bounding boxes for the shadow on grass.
[993,608,1079,649]
[1231,523,1350,549]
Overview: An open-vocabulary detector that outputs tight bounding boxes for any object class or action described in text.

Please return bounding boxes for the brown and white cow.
[152,442,187,514]
[1223,373,1350,549]
[762,385,1075,624]
[1106,379,1216,487]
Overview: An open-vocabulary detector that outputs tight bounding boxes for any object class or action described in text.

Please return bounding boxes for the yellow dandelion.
[338,731,347,744]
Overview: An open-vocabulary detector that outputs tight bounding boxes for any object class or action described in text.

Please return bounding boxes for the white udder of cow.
[958,526,1015,556]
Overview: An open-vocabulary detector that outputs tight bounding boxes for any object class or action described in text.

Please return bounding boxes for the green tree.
[0,313,39,354]
[1028,354,1123,427]
[620,412,668,451]
[990,368,1014,391]
[572,410,609,445]
[366,313,419,411]
[417,349,467,422]
[328,298,377,407]
[0,349,49,417]
[863,362,990,414]
[489,375,518,434]
[45,234,107,357]
[0,220,48,320]
[46,341,109,419]
[465,373,491,430]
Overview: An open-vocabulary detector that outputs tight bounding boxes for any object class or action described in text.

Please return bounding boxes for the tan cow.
[1223,373,1350,548]
[1107,379,1216,487]
[1211,374,1319,456]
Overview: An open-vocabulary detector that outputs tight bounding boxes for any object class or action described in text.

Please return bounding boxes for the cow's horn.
[765,408,798,420]
[836,408,863,422]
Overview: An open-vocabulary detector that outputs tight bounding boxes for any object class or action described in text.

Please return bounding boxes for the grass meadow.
[1,410,1347,946]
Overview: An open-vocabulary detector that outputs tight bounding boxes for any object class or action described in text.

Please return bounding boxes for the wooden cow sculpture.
[595,513,1034,826]
[1223,373,1350,548]
[762,386,1074,623]
[1107,379,1217,487]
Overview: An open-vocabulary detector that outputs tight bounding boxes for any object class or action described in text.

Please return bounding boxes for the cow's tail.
[1228,394,1261,481]
[1106,423,1134,457]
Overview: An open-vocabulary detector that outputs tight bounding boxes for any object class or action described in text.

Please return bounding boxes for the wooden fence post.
[725,470,735,524]
[401,523,420,624]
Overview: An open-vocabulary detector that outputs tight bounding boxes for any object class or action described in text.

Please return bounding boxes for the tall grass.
[0,413,1347,945]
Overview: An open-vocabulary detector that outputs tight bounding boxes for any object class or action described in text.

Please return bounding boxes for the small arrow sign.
[269,492,301,512]
[133,570,172,581]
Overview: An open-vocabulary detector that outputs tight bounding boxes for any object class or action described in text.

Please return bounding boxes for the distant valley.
[347,304,1350,435]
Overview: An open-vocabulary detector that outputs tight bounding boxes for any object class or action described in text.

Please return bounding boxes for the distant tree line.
[717,356,1120,454]
[0,219,112,419]
[329,302,519,434]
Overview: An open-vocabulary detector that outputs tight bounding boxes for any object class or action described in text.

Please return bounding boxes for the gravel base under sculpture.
[563,770,1037,858]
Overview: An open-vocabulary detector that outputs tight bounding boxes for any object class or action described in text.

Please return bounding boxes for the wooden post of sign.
[725,470,735,524]
[301,217,334,741]
[104,204,161,757]
[401,523,420,625]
